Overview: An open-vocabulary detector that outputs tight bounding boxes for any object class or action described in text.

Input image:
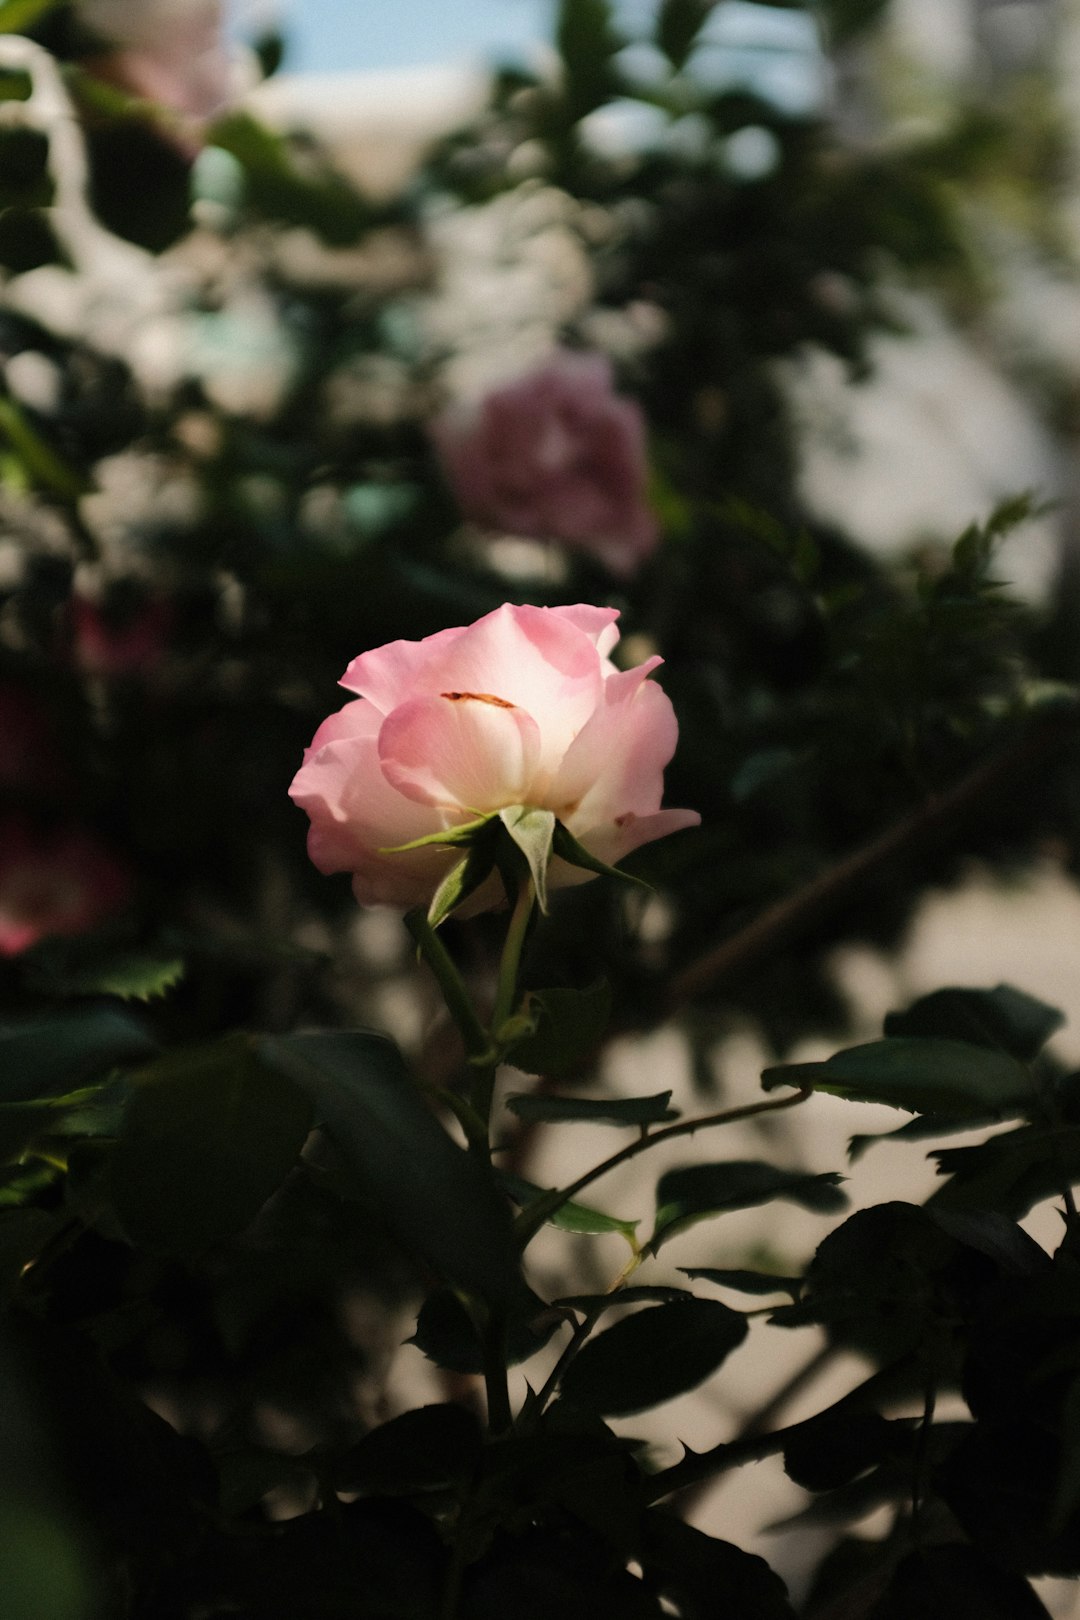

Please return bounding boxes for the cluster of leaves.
[8,962,1080,1617]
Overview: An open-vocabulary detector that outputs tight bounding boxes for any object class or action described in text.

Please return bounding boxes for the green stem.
[470,877,536,1137]
[514,1086,813,1248]
[406,907,493,1065]
[493,877,536,1035]
[481,1303,512,1436]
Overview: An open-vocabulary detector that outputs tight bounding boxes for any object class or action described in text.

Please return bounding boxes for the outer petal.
[340,622,468,712]
[551,661,672,823]
[378,692,542,813]
[288,700,460,908]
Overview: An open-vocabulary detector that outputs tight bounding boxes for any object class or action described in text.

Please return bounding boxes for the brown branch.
[668,705,1080,1009]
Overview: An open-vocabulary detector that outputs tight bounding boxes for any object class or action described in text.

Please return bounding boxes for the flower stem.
[470,876,535,1136]
[405,907,493,1066]
[514,1086,813,1248]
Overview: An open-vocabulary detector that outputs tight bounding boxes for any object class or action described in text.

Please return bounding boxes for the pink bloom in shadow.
[69,594,170,677]
[0,819,131,957]
[289,602,698,912]
[433,351,659,578]
[0,687,65,794]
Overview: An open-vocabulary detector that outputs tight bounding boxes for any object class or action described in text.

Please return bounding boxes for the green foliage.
[763,1037,1036,1117]
[109,1036,313,1256]
[650,1160,847,1254]
[503,982,612,1079]
[555,0,623,123]
[505,1089,677,1127]
[0,0,57,31]
[263,1032,521,1303]
[559,1297,749,1416]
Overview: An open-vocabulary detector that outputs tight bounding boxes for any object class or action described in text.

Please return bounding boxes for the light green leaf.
[500,1170,639,1242]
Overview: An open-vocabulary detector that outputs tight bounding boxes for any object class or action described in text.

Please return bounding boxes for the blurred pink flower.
[432,351,659,578]
[289,602,698,911]
[69,593,170,677]
[0,687,64,793]
[0,819,131,957]
[81,0,235,152]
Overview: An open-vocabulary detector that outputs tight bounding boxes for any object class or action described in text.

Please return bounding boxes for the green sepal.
[551,821,651,891]
[499,806,556,914]
[379,814,493,855]
[427,838,498,930]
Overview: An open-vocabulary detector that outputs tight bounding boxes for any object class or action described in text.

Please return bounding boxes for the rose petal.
[288,702,460,907]
[379,692,542,813]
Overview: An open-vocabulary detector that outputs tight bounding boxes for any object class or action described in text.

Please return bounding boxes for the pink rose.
[432,351,660,578]
[0,819,131,957]
[289,603,699,911]
[81,0,235,154]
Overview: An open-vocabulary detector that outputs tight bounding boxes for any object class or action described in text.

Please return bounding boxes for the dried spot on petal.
[441,691,515,709]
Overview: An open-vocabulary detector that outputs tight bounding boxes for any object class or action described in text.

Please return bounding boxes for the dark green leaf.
[681,1267,801,1299]
[771,1203,968,1361]
[0,1007,156,1104]
[883,985,1064,1062]
[336,1403,482,1495]
[110,1036,313,1256]
[929,1124,1080,1219]
[411,1285,559,1374]
[556,0,623,121]
[641,1512,796,1620]
[782,1412,906,1492]
[762,1038,1034,1118]
[868,1545,1052,1619]
[817,0,890,47]
[499,805,555,913]
[503,980,612,1078]
[559,1298,748,1416]
[505,1089,676,1127]
[214,1447,315,1517]
[650,1161,846,1255]
[208,113,376,244]
[656,0,711,69]
[264,1031,520,1303]
[849,1110,1000,1163]
[556,1285,692,1314]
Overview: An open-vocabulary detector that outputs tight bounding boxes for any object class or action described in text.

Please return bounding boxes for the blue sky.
[271,0,550,74]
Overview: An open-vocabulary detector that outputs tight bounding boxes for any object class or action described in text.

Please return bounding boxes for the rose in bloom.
[0,819,131,957]
[432,351,659,578]
[289,603,699,911]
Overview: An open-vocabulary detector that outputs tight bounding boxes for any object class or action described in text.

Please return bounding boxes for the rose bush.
[432,351,659,577]
[289,602,698,910]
